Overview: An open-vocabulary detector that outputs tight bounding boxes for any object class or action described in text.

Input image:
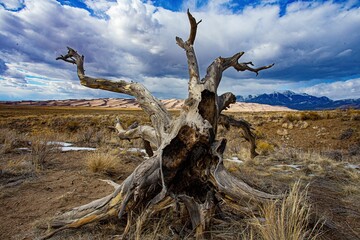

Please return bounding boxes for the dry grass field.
[0,105,359,239]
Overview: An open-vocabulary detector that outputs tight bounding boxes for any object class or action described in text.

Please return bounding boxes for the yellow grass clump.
[0,128,20,154]
[256,140,275,155]
[86,151,119,175]
[250,181,322,240]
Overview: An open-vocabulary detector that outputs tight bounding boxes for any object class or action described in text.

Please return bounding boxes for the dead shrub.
[77,127,95,143]
[256,140,275,155]
[348,142,360,156]
[267,147,300,163]
[0,128,19,154]
[339,128,354,140]
[92,129,111,145]
[254,129,266,139]
[351,114,360,121]
[322,150,343,161]
[30,136,59,171]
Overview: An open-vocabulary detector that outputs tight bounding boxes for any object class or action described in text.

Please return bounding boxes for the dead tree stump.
[45,10,279,240]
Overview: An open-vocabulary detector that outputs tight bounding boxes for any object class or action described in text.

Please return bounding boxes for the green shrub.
[285,113,300,122]
[300,112,322,121]
[66,121,80,132]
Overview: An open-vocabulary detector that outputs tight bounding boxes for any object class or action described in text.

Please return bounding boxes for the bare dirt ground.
[0,106,359,239]
[0,150,144,240]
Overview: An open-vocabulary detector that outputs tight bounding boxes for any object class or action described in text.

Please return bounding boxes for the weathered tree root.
[218,114,259,158]
[47,10,279,240]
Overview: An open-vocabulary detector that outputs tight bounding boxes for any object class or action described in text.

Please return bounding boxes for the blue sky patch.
[0,0,25,11]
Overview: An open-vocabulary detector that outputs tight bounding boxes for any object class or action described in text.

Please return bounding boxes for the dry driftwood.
[48,10,278,239]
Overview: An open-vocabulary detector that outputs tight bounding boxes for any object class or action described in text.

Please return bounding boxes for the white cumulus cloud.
[300,79,360,100]
[0,0,359,101]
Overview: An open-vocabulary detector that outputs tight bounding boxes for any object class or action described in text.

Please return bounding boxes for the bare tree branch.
[114,117,158,148]
[218,114,259,158]
[176,11,201,100]
[218,92,236,113]
[186,9,202,45]
[56,47,171,141]
[114,118,156,156]
[221,52,275,75]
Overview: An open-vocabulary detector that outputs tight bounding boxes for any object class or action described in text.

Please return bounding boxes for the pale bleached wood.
[46,10,278,240]
[218,114,259,158]
[57,48,171,143]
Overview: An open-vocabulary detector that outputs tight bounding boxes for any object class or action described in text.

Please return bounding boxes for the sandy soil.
[0,151,130,239]
[0,107,359,239]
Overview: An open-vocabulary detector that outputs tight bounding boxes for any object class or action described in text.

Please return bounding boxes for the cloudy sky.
[0,0,359,101]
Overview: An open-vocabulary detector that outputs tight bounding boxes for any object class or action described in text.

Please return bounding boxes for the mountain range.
[236,91,360,110]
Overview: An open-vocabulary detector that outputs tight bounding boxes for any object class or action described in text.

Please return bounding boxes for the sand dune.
[1,98,294,112]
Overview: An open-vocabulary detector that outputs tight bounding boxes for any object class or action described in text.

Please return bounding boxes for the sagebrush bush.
[66,120,80,132]
[77,127,95,143]
[30,136,59,171]
[300,112,322,121]
[351,114,360,121]
[254,129,266,139]
[339,128,354,140]
[285,113,300,122]
[256,140,275,155]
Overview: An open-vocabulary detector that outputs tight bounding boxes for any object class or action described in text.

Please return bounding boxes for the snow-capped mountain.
[236,91,360,110]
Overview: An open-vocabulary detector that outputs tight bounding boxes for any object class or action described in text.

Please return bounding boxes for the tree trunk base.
[49,10,279,240]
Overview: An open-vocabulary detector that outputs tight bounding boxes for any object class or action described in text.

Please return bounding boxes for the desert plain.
[0,102,359,239]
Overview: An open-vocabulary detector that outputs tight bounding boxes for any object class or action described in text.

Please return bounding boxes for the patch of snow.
[287,164,302,170]
[61,147,96,152]
[47,141,96,151]
[120,148,146,154]
[345,163,359,170]
[47,141,73,147]
[17,148,30,151]
[275,164,302,170]
[224,157,244,164]
[16,147,30,151]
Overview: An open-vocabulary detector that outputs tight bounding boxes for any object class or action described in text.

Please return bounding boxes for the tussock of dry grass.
[3,157,34,177]
[123,182,322,240]
[256,140,275,155]
[86,151,119,175]
[249,181,322,240]
[0,128,23,154]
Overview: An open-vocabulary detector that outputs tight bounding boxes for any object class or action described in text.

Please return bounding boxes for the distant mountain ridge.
[236,91,360,110]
